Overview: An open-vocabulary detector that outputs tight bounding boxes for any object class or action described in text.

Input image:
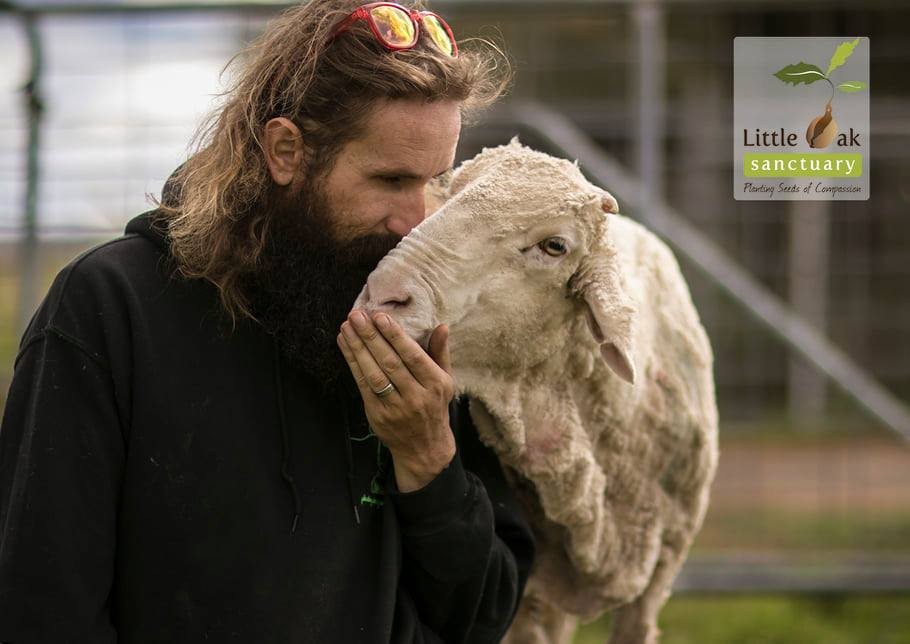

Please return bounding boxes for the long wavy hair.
[153,0,512,330]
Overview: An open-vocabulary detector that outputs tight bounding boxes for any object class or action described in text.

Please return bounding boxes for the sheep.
[354,137,719,644]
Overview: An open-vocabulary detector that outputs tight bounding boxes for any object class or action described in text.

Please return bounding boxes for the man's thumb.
[428,324,452,375]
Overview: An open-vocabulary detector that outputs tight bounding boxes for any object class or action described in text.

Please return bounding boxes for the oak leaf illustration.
[772,62,826,86]
[837,81,867,93]
[826,38,861,76]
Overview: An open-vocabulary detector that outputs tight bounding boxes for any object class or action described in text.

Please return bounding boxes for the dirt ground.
[710,435,910,512]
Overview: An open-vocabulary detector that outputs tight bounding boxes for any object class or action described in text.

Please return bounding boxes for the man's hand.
[337,310,456,492]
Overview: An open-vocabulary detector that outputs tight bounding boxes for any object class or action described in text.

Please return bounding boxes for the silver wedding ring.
[373,381,396,398]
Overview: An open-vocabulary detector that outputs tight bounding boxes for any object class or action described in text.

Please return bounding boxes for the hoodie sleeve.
[0,331,123,643]
[386,396,536,644]
[0,260,125,644]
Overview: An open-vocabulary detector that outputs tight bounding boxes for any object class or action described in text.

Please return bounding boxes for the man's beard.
[241,180,401,398]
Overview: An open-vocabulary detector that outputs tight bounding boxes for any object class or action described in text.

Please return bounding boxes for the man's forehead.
[350,99,460,178]
[354,141,454,179]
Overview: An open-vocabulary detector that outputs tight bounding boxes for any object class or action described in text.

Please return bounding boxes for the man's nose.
[385,193,426,237]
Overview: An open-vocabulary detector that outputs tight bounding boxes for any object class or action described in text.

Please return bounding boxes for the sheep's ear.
[601,191,619,214]
[572,195,636,384]
[582,288,636,384]
[424,170,453,215]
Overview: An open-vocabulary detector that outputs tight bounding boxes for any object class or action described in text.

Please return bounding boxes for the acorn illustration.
[773,41,868,150]
[806,100,838,149]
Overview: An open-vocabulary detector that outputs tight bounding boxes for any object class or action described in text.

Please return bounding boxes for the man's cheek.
[346,211,392,239]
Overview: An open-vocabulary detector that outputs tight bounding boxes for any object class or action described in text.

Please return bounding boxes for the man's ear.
[263,117,305,186]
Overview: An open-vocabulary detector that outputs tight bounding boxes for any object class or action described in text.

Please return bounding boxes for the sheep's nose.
[366,274,413,312]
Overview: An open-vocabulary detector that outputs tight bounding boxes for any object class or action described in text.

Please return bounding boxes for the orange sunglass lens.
[370,6,416,47]
[422,14,454,57]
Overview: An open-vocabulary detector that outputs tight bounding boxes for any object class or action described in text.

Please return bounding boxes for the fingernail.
[351,311,367,326]
[375,313,390,328]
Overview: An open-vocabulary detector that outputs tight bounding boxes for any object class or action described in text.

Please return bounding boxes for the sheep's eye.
[538,237,568,257]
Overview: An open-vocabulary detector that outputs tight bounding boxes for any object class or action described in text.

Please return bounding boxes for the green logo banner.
[744,153,862,178]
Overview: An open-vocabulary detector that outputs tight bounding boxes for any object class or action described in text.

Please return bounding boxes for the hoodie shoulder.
[16,212,179,363]
[124,208,172,256]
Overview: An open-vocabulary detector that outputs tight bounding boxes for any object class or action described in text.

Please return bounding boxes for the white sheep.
[353,138,719,644]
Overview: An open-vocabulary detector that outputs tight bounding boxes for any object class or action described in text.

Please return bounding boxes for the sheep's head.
[351,137,636,385]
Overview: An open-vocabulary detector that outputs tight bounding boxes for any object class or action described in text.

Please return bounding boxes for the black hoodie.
[0,206,535,643]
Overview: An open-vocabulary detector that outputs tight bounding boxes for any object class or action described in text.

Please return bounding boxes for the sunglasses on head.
[327,2,458,58]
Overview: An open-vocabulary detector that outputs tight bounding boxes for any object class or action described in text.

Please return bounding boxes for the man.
[0,1,535,642]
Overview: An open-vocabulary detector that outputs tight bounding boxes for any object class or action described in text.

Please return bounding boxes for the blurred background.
[1,1,908,642]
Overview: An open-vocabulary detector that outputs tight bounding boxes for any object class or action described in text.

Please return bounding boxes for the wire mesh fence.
[1,2,909,629]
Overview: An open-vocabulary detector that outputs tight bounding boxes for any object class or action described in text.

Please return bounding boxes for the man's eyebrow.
[371,167,453,179]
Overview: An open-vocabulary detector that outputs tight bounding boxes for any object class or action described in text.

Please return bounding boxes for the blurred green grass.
[573,595,910,644]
